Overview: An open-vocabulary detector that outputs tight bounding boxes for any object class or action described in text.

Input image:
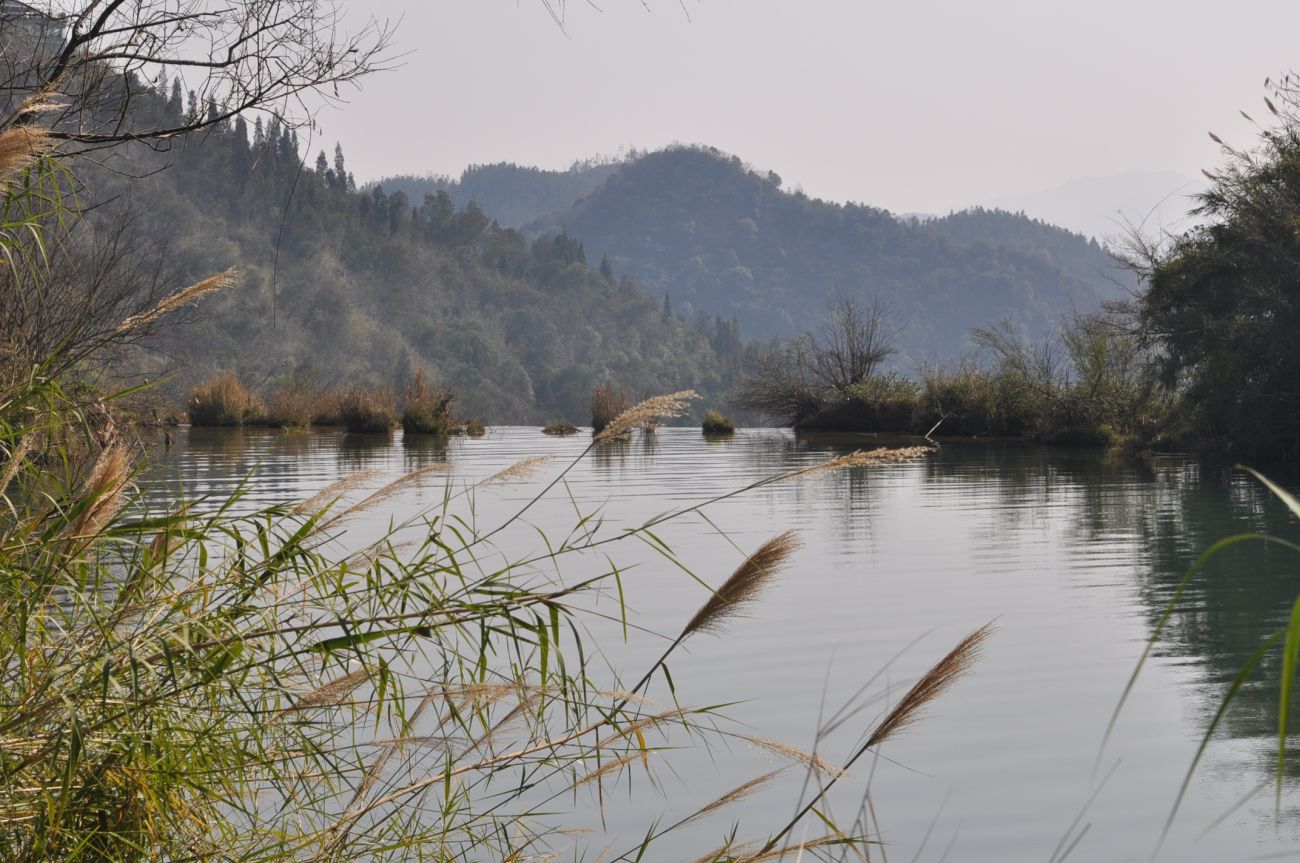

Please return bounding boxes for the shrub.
[701,408,736,435]
[401,371,455,435]
[543,421,578,436]
[591,380,629,433]
[340,387,398,433]
[187,373,266,426]
[465,418,487,436]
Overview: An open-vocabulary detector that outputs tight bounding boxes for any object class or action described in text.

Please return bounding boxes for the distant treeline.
[74,81,747,424]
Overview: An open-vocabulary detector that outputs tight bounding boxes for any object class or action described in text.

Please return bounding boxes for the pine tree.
[333,143,346,184]
[315,150,330,183]
[599,255,614,282]
[168,78,183,115]
[662,293,673,324]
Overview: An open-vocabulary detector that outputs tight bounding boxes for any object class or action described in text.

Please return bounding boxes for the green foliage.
[1138,114,1300,461]
[187,372,266,426]
[77,90,739,426]
[532,145,1133,354]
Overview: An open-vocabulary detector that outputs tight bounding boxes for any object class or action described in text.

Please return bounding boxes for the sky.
[316,0,1300,214]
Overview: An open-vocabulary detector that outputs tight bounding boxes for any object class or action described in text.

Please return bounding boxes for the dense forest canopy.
[70,86,743,423]
[527,146,1136,365]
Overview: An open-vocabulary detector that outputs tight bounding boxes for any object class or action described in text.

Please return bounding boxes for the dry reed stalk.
[0,126,49,181]
[69,441,131,539]
[794,446,934,478]
[593,390,699,443]
[759,622,995,856]
[739,836,852,863]
[279,667,371,715]
[594,706,691,749]
[331,465,449,521]
[571,753,642,790]
[678,768,785,826]
[482,456,553,486]
[0,436,33,493]
[114,269,234,335]
[294,470,385,514]
[863,622,994,749]
[683,530,802,638]
[743,736,844,778]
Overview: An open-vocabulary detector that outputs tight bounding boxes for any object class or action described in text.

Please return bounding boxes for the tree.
[736,295,897,424]
[0,0,394,150]
[1132,80,1300,460]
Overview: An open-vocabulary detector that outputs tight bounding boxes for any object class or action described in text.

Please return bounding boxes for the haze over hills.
[374,160,621,229]
[525,146,1136,366]
[979,170,1206,244]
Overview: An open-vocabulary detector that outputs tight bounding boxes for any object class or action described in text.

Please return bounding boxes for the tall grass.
[591,379,629,434]
[400,369,455,435]
[0,154,994,863]
[339,386,398,433]
[187,372,267,427]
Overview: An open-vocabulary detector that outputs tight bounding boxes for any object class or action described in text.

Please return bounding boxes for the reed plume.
[295,470,384,514]
[483,455,553,486]
[863,621,994,749]
[794,445,933,478]
[280,667,371,715]
[331,465,449,521]
[758,621,995,856]
[69,441,132,539]
[679,769,784,826]
[682,530,802,638]
[593,390,699,443]
[0,436,32,493]
[114,269,234,336]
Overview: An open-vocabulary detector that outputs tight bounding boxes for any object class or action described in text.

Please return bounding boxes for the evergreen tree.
[168,78,183,115]
[315,150,329,181]
[599,255,614,282]
[662,292,673,324]
[186,90,198,122]
[333,143,346,184]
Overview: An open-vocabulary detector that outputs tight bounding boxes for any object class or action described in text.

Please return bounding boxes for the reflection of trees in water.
[1126,460,1300,777]
[400,432,451,471]
[938,446,1300,780]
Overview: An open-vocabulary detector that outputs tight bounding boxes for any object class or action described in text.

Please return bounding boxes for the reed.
[591,380,629,434]
[401,370,455,435]
[187,372,267,426]
[339,386,399,433]
[543,421,578,436]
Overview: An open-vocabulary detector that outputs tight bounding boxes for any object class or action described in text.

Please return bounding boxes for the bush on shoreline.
[401,370,456,435]
[702,408,736,435]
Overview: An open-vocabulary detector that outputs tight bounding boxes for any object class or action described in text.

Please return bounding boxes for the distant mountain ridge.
[525,146,1136,365]
[979,170,1205,243]
[375,159,621,229]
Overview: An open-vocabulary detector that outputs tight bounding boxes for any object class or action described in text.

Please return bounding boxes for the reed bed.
[590,380,629,434]
[188,372,267,426]
[339,386,399,433]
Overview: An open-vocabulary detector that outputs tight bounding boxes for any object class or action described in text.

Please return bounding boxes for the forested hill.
[527,146,1135,362]
[84,89,740,423]
[373,160,621,229]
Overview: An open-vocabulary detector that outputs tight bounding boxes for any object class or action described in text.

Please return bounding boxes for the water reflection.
[135,428,1300,860]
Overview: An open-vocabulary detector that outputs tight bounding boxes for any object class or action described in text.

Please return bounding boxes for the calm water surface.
[141,427,1300,862]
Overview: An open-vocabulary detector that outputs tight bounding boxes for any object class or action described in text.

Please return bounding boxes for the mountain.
[79,94,740,423]
[979,170,1205,244]
[374,160,621,229]
[527,146,1136,365]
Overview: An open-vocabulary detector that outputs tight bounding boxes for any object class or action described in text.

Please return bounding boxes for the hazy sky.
[317,0,1300,214]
